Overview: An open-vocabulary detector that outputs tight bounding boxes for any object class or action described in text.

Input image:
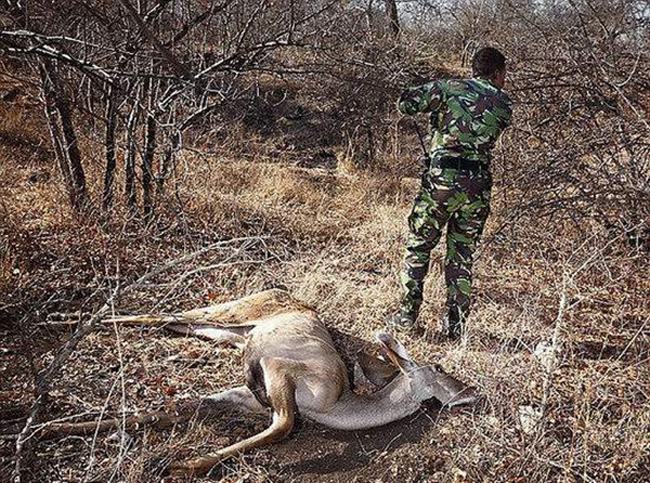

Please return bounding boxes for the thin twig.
[10,236,267,482]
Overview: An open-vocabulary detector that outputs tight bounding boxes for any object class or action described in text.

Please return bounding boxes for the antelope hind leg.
[103,289,297,329]
[174,288,299,326]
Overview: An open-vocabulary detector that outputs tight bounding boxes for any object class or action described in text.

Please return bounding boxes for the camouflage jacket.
[398,77,513,167]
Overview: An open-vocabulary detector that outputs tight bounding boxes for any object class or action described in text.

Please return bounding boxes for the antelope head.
[374,331,477,407]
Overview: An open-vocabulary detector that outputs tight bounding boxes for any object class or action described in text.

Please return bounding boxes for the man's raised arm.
[397,81,443,115]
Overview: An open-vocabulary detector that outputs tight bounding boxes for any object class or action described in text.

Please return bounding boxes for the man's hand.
[398,89,424,115]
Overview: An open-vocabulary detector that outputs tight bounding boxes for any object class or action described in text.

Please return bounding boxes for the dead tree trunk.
[157,129,179,195]
[385,0,400,39]
[124,85,140,213]
[141,71,159,220]
[39,61,88,211]
[41,70,70,188]
[102,84,117,213]
[52,74,87,211]
[142,111,157,220]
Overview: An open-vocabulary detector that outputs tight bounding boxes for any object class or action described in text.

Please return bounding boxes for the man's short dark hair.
[472,47,506,78]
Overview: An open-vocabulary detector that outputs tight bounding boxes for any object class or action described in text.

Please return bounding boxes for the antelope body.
[45,289,476,476]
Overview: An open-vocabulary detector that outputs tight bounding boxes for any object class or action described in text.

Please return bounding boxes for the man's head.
[472,47,507,88]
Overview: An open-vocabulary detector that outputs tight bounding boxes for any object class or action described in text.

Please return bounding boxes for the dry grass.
[1,92,648,483]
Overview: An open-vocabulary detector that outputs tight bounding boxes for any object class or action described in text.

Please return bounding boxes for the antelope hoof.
[169,455,224,477]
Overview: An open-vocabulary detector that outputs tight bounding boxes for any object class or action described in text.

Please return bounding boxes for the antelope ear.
[375,331,418,373]
[354,351,399,388]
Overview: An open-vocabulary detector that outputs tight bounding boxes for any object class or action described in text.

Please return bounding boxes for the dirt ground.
[1,91,648,482]
[0,324,504,483]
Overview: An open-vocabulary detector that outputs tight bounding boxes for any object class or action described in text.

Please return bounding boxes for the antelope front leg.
[37,410,187,440]
[200,386,269,416]
[169,407,295,477]
[36,386,265,441]
[171,358,297,477]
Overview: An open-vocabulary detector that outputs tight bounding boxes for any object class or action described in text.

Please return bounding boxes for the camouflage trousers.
[399,166,491,328]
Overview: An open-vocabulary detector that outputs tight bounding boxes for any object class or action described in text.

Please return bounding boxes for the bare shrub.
[1,1,648,482]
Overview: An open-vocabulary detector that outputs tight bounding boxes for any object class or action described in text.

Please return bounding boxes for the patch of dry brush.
[2,134,648,481]
[1,1,649,479]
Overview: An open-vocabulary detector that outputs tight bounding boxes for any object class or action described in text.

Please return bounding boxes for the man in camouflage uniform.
[388,47,513,339]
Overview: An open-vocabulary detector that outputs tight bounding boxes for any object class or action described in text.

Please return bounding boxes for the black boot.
[441,306,464,341]
[385,310,417,332]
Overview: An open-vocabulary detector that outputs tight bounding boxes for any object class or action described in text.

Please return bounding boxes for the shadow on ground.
[241,398,462,483]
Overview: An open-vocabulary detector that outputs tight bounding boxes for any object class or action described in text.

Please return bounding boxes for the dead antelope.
[43,289,476,476]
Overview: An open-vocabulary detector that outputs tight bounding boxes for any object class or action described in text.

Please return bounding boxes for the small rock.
[105,430,134,449]
[518,405,543,435]
[534,341,559,373]
[451,467,468,482]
